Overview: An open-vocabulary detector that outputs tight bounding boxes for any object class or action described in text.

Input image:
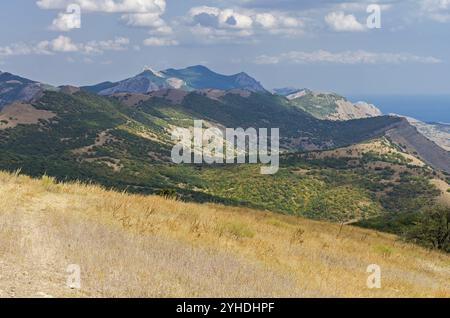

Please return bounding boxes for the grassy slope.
[1,170,449,298]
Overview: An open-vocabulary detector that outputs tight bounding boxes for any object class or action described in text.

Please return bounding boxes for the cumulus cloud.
[0,43,51,57]
[37,0,170,34]
[49,35,79,51]
[81,37,130,54]
[121,12,166,28]
[325,11,366,32]
[36,0,166,13]
[254,50,442,65]
[143,37,178,46]
[190,6,253,29]
[187,6,304,40]
[0,36,130,58]
[420,0,450,22]
[50,7,81,31]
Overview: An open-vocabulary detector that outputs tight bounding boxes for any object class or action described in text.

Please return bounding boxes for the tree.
[407,205,450,252]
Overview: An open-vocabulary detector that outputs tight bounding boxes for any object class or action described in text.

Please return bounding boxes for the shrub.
[156,188,177,199]
[406,205,450,252]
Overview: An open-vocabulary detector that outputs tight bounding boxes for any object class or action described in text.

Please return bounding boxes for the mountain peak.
[186,65,212,72]
[83,65,266,94]
[0,71,44,108]
[141,66,165,78]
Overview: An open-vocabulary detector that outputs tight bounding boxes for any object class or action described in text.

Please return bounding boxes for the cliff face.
[385,118,450,173]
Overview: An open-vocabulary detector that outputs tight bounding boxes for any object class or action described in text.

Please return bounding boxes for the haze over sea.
[348,95,450,124]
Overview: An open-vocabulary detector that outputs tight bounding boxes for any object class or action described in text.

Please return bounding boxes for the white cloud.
[143,37,178,46]
[121,12,166,28]
[255,13,277,28]
[37,0,170,34]
[189,6,253,29]
[325,11,366,32]
[254,50,442,65]
[420,0,450,22]
[188,6,304,41]
[36,0,166,13]
[82,37,130,54]
[0,36,130,58]
[0,42,52,57]
[50,10,81,31]
[336,2,392,12]
[50,35,79,52]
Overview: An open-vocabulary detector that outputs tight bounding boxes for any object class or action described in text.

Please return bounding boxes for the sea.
[347,95,450,124]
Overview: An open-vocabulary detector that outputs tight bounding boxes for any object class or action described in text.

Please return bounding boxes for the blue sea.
[347,95,450,124]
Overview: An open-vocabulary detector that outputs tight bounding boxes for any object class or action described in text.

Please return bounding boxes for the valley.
[0,66,449,254]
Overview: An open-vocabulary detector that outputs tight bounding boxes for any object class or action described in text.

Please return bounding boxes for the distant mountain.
[285,89,382,121]
[0,71,51,109]
[272,87,303,96]
[163,65,266,92]
[82,65,266,95]
[82,67,191,95]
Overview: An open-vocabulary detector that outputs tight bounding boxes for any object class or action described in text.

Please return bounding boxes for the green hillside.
[0,89,439,225]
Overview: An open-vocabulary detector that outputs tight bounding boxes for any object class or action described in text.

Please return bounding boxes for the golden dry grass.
[0,170,449,298]
[0,103,56,130]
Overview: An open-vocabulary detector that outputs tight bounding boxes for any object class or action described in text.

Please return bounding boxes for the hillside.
[0,170,449,298]
[281,89,450,173]
[0,87,404,188]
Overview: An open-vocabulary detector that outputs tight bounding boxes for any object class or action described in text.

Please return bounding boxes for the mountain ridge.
[0,71,51,110]
[82,65,266,95]
[1,70,448,175]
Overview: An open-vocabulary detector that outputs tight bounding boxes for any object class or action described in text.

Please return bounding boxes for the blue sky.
[0,0,449,95]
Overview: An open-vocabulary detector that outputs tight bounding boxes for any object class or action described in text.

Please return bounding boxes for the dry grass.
[0,103,56,130]
[0,170,449,298]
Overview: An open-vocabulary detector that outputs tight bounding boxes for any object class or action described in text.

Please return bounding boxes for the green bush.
[406,205,450,252]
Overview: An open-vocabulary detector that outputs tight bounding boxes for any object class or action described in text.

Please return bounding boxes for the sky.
[0,0,449,95]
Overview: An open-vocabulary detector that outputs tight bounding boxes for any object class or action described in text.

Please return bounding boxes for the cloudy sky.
[0,0,449,94]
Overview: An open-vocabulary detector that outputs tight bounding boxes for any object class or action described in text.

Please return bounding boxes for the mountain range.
[0,65,449,241]
[82,65,266,95]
